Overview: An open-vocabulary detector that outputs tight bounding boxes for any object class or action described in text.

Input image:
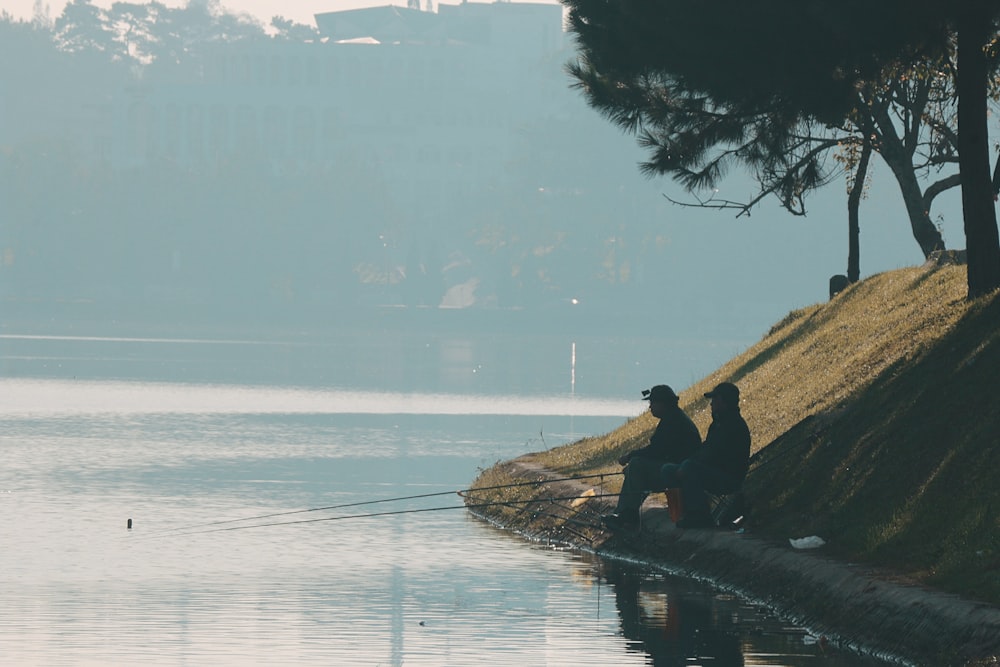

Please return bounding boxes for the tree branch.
[922,173,962,211]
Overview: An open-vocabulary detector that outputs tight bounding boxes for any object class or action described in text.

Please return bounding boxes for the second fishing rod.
[144,490,623,538]
[143,470,624,536]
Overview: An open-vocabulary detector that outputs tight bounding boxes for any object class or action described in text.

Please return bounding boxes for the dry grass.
[472,264,1000,605]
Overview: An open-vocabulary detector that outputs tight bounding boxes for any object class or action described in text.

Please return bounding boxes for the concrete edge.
[472,459,1000,667]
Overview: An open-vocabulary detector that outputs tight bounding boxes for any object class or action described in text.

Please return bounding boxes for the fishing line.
[462,494,603,543]
[461,489,604,536]
[538,497,606,540]
[142,492,622,538]
[146,471,622,536]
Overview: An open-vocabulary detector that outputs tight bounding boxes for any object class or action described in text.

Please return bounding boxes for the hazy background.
[7,0,563,28]
[1,0,968,350]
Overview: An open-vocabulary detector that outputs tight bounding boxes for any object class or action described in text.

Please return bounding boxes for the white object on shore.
[789,536,826,549]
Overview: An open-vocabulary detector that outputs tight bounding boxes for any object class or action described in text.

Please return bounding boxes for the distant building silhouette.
[110,3,584,310]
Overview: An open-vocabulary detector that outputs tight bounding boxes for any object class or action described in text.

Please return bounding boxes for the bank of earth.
[465,263,1000,667]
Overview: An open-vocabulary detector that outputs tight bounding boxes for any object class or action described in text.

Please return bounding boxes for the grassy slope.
[523,264,1000,605]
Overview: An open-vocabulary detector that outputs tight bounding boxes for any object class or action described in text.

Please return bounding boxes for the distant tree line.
[7,0,993,337]
[1,3,704,327]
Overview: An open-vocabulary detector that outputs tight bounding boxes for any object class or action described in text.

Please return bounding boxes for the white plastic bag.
[789,535,826,549]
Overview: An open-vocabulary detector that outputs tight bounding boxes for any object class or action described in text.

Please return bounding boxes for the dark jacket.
[690,409,751,489]
[629,404,701,464]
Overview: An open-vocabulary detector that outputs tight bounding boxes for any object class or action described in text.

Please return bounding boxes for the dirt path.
[475,458,1000,667]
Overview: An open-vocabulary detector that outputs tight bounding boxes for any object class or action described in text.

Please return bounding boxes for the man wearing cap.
[661,381,751,529]
[601,385,701,531]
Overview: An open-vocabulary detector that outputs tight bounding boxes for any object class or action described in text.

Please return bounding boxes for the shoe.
[675,513,714,530]
[601,513,639,531]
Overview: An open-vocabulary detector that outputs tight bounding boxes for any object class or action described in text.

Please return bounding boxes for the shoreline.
[468,457,1000,667]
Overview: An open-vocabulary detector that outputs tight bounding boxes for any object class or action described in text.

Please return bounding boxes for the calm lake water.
[0,328,894,666]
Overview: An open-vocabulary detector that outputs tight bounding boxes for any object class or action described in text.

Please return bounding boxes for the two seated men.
[602,381,750,531]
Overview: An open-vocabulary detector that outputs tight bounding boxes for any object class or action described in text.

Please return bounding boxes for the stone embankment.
[469,458,1000,667]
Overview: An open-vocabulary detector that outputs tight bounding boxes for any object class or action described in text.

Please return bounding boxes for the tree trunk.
[957,7,1000,298]
[847,137,872,283]
[872,123,945,258]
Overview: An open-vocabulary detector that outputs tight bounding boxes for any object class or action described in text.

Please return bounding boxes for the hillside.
[473,263,1000,606]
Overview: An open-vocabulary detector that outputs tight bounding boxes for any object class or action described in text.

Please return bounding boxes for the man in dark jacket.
[601,384,701,530]
[661,381,751,529]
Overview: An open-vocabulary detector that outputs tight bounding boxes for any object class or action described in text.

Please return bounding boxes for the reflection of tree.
[604,563,744,667]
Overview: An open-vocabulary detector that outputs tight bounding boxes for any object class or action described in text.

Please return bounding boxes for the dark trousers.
[614,456,669,519]
[660,460,738,519]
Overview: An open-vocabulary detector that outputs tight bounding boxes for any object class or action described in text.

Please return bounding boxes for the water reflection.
[0,377,636,418]
[594,555,897,667]
[0,334,894,667]
[0,328,748,400]
[604,561,744,666]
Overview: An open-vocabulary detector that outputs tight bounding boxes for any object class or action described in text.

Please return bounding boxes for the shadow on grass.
[744,290,1000,603]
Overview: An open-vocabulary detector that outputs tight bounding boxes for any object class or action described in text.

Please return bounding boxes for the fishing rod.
[145,470,623,536]
[461,491,604,544]
[460,489,606,534]
[143,492,622,538]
